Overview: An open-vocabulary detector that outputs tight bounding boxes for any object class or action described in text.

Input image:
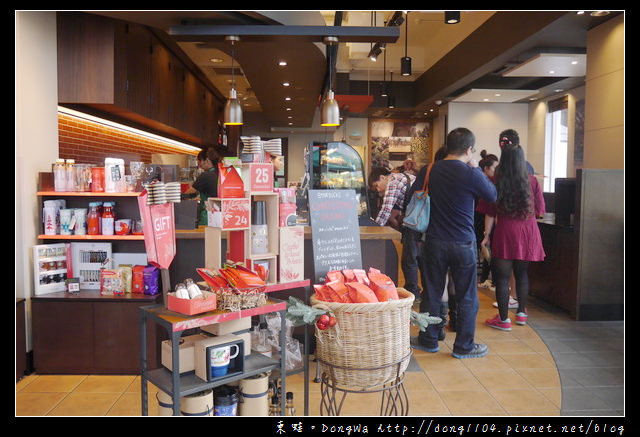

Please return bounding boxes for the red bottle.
[87,202,101,235]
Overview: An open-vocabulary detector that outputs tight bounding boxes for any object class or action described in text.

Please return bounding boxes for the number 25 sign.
[246,163,273,192]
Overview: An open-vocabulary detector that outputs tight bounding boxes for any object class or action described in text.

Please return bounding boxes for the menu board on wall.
[308,189,362,283]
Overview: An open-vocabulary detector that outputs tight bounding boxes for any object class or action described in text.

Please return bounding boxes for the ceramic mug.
[210,344,240,378]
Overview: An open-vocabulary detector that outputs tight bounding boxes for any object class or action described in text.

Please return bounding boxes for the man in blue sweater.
[417,127,497,358]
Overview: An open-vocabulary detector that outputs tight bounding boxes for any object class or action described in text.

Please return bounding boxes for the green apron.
[197,167,217,226]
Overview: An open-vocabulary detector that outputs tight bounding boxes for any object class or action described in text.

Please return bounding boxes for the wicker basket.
[311,288,414,390]
[209,286,267,312]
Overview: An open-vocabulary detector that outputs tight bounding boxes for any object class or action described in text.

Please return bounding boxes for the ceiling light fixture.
[369,44,382,61]
[387,71,396,108]
[445,11,460,24]
[321,36,340,127]
[223,35,243,126]
[380,48,389,97]
[401,11,411,76]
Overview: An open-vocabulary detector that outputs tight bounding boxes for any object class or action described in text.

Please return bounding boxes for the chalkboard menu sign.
[308,189,362,283]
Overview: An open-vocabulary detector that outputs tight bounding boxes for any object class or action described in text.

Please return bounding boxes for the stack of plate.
[263,138,282,156]
[145,182,166,205]
[240,136,263,154]
[165,182,181,203]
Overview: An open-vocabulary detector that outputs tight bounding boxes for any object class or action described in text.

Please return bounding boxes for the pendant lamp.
[224,36,243,126]
[401,11,411,76]
[387,71,396,108]
[380,49,389,97]
[321,36,340,127]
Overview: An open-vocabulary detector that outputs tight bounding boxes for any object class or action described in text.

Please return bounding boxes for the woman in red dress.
[481,144,545,331]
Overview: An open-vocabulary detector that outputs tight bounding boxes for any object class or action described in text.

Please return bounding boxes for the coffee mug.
[210,344,240,378]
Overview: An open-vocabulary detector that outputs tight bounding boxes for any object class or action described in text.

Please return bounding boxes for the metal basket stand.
[317,352,411,416]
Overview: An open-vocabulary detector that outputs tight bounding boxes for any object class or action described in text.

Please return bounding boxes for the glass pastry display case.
[298,141,374,225]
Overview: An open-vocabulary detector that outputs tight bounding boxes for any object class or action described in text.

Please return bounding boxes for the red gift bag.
[138,191,176,269]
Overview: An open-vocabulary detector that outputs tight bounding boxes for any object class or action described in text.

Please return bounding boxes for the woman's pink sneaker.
[515,311,528,325]
[485,314,511,331]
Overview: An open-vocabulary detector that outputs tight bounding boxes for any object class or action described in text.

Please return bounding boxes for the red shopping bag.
[138,190,176,269]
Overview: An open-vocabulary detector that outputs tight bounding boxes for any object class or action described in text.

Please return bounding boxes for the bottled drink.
[87,203,101,235]
[53,159,66,192]
[101,202,115,235]
[285,392,295,416]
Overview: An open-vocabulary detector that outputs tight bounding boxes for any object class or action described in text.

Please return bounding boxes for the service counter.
[172,226,401,289]
[528,168,624,321]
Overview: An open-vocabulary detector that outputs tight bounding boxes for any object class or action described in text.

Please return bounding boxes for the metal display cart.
[139,280,311,416]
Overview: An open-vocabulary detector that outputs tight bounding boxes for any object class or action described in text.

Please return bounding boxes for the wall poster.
[368,119,431,172]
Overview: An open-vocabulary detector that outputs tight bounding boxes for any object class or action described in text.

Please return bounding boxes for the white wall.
[16,11,60,350]
[447,102,529,162]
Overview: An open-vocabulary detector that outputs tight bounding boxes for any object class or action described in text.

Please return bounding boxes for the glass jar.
[53,159,66,192]
[65,159,77,192]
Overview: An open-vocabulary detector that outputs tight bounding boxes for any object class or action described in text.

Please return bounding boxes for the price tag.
[222,198,250,230]
[248,163,273,192]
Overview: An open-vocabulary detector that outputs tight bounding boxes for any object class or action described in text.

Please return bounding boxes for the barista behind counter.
[182,146,225,225]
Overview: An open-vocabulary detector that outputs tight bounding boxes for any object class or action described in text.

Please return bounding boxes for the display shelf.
[38,234,145,240]
[140,279,311,416]
[146,352,279,398]
[38,191,142,197]
[143,298,287,333]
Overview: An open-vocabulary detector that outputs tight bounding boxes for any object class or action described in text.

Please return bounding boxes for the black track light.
[445,11,460,24]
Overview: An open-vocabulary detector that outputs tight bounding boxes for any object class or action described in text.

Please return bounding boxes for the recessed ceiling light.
[483,98,490,102]
[209,57,224,63]
[590,11,610,17]
[549,70,555,74]
[571,60,579,65]
[285,97,291,101]
[494,93,501,97]
[278,60,287,66]
[282,82,290,87]
[286,107,292,111]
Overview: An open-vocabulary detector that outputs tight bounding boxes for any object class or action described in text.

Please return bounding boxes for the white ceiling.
[502,53,587,77]
[452,88,539,103]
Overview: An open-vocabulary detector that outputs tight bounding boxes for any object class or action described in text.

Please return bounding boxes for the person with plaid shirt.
[369,168,415,226]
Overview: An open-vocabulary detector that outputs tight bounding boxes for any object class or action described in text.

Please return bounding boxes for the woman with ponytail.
[481,144,545,331]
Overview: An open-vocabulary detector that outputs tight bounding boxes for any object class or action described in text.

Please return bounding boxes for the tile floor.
[15,285,623,417]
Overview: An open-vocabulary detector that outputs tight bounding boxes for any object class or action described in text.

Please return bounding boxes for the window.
[544,97,569,192]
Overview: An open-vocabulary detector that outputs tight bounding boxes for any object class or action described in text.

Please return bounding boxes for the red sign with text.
[246,163,273,192]
[221,198,250,230]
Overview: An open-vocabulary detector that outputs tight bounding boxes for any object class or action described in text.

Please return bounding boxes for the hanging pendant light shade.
[401,11,412,76]
[224,36,243,126]
[387,71,395,108]
[380,49,389,97]
[320,36,340,127]
[224,88,243,126]
[320,89,340,127]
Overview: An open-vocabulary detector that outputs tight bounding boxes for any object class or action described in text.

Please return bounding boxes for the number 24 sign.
[222,198,250,230]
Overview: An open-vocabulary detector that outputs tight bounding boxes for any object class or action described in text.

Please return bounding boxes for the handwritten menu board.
[308,189,362,283]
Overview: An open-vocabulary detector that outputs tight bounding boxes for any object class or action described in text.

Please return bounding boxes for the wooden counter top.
[176,225,402,241]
